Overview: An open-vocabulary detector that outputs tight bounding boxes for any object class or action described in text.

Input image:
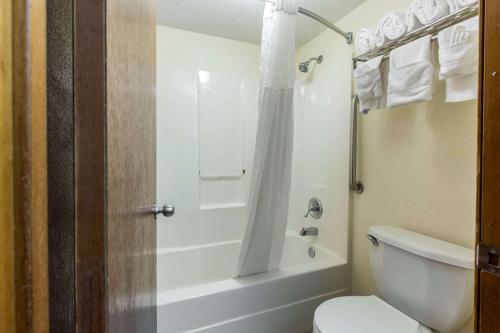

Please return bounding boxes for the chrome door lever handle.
[152,204,175,217]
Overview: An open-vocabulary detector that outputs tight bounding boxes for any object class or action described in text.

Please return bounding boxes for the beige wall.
[297,1,477,332]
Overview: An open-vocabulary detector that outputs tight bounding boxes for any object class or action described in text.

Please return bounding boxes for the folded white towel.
[438,17,478,102]
[355,28,377,55]
[354,56,385,113]
[407,0,450,28]
[375,12,407,47]
[447,0,476,13]
[387,35,434,108]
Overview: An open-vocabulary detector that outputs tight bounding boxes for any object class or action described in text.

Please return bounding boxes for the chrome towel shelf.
[353,3,479,65]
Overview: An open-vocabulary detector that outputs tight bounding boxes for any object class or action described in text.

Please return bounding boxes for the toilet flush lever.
[367,234,379,246]
[304,197,323,219]
[152,204,175,218]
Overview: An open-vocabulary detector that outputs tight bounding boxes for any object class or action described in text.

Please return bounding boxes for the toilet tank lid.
[368,225,474,269]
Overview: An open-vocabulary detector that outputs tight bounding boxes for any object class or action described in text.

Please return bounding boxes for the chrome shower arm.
[303,55,323,65]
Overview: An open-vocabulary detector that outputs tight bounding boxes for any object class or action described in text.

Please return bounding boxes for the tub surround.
[156,24,351,333]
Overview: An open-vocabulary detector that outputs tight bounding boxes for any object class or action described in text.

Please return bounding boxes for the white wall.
[294,1,476,332]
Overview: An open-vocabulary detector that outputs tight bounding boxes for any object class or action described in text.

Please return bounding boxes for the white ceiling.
[157,0,365,46]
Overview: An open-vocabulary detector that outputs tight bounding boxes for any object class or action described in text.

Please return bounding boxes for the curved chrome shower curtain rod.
[297,7,353,44]
[260,0,353,44]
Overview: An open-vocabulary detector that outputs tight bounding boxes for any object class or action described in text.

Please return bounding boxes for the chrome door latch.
[152,204,175,218]
[477,243,500,277]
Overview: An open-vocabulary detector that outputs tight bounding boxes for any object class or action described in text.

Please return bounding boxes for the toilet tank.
[367,225,474,333]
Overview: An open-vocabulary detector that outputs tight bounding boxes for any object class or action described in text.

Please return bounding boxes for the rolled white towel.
[409,0,450,26]
[375,24,386,48]
[457,0,477,6]
[406,4,423,32]
[355,28,377,55]
[377,12,407,45]
[447,0,477,12]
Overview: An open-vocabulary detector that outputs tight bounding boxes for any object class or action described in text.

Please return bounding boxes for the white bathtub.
[157,233,349,333]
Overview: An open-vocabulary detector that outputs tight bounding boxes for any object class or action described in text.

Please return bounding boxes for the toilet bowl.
[313,296,433,333]
[313,226,474,333]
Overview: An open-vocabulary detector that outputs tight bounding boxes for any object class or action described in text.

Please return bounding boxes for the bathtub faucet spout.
[299,227,318,237]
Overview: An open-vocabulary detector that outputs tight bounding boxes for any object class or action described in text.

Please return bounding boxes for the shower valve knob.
[304,198,323,219]
[153,203,175,217]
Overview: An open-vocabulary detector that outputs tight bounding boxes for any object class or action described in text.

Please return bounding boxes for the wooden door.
[72,0,157,331]
[106,0,157,331]
[476,0,500,332]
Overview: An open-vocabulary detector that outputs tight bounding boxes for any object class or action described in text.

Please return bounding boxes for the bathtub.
[157,233,349,333]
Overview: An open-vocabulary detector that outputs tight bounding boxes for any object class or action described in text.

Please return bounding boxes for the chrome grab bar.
[349,95,364,194]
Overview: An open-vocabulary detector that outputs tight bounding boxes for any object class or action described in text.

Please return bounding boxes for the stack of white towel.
[355,0,477,54]
[353,0,478,111]
[438,17,479,102]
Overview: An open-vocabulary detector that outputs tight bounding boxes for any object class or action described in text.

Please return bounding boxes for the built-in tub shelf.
[199,202,246,211]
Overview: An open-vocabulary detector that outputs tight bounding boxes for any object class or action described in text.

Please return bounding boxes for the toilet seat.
[313,296,433,333]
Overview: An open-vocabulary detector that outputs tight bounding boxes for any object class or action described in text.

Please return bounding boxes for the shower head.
[299,55,323,73]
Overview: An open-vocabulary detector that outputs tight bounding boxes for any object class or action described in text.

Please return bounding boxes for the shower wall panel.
[290,43,352,261]
[156,26,260,248]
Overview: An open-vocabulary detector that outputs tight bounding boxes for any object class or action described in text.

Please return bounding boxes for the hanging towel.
[387,35,434,108]
[375,12,407,47]
[447,0,476,13]
[354,56,385,113]
[355,28,377,55]
[407,0,450,29]
[438,17,478,102]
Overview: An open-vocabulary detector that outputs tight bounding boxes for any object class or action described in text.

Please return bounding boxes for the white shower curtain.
[235,0,298,277]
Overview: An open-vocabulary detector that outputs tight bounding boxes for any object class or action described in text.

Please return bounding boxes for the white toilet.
[313,225,474,333]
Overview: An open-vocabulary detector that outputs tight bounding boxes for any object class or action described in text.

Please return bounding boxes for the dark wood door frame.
[47,0,107,331]
[46,0,76,331]
[74,0,108,331]
[475,0,500,332]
